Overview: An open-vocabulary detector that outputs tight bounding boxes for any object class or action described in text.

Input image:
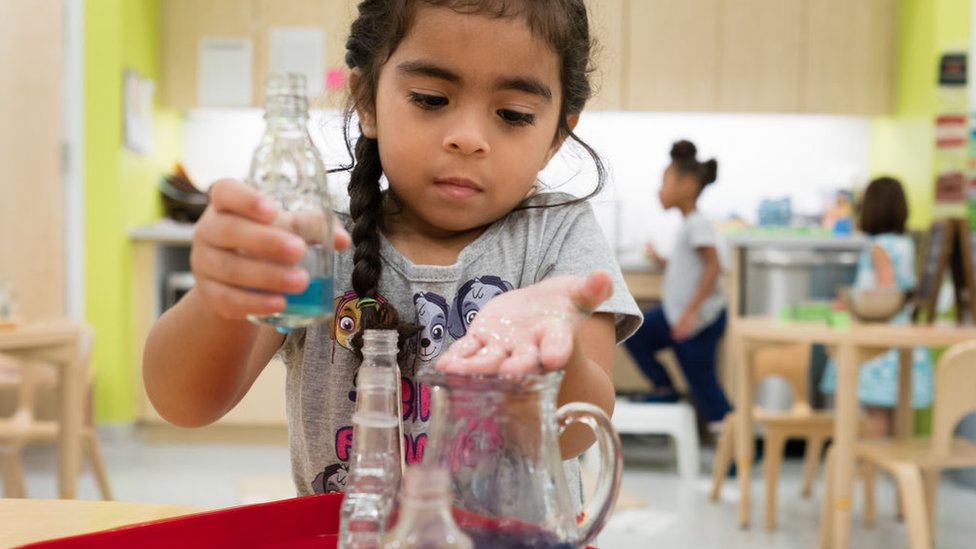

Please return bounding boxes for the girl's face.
[359,5,570,237]
[658,164,697,210]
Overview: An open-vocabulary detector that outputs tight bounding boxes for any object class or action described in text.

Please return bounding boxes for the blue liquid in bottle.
[249,245,334,333]
[284,276,333,317]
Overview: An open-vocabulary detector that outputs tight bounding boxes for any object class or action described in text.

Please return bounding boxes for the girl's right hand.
[190,179,351,320]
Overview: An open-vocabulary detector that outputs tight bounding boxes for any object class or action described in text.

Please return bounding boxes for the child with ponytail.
[625,140,732,435]
[144,0,641,503]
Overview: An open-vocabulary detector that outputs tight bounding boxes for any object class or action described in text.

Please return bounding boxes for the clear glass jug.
[421,370,622,549]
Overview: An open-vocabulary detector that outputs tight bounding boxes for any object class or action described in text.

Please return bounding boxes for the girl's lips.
[434,177,482,199]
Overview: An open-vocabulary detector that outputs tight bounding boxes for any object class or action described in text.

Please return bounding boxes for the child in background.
[143,0,641,502]
[625,140,732,435]
[820,177,933,438]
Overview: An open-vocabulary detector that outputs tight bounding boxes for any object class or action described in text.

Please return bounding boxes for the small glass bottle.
[379,467,473,549]
[339,330,403,549]
[246,72,334,333]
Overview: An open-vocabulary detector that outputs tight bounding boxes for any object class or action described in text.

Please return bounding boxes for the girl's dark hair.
[670,140,718,193]
[340,0,604,355]
[859,176,908,235]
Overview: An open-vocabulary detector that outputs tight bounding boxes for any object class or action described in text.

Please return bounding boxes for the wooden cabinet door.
[624,0,721,112]
[717,0,804,112]
[587,0,625,110]
[161,0,254,109]
[803,0,895,114]
[0,0,64,320]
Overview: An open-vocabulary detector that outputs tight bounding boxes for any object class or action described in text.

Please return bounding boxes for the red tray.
[17,493,599,549]
[17,494,343,549]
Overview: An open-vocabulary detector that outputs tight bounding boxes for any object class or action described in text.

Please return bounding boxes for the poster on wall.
[123,69,154,154]
[935,52,968,218]
[197,37,253,107]
[269,27,326,96]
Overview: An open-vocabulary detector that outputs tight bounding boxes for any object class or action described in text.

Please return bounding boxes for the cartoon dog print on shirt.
[330,290,389,353]
[312,463,348,493]
[448,276,515,338]
[413,292,449,362]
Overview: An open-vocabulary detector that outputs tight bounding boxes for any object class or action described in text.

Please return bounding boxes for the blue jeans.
[624,307,732,423]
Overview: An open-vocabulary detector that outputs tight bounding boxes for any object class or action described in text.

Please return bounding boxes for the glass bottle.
[246,72,334,333]
[379,467,473,549]
[339,330,403,549]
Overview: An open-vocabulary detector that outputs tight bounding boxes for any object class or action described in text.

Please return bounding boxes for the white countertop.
[724,232,867,250]
[129,221,194,244]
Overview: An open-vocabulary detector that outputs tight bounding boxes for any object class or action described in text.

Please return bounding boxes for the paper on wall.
[123,69,154,154]
[197,37,253,107]
[268,27,325,96]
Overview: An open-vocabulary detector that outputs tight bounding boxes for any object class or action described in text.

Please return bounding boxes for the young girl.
[819,177,933,438]
[143,0,641,500]
[624,140,732,434]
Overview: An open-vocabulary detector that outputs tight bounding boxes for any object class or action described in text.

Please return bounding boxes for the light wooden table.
[731,317,976,548]
[0,320,86,499]
[0,498,200,546]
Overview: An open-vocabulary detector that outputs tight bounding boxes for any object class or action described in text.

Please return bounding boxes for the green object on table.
[828,310,851,328]
[778,305,794,322]
[779,301,833,322]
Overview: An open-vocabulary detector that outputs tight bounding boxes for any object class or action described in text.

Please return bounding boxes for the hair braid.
[347,135,420,360]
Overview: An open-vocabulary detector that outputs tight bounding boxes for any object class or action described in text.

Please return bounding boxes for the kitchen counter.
[725,231,867,250]
[129,221,194,244]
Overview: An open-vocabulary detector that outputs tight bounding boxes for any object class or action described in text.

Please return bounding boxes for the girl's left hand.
[436,270,613,376]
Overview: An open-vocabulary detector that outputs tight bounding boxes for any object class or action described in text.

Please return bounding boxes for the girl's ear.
[542,114,580,167]
[349,70,378,139]
[358,107,378,139]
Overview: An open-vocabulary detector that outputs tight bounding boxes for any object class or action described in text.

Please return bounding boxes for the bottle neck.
[361,351,397,369]
[351,422,400,462]
[264,95,308,126]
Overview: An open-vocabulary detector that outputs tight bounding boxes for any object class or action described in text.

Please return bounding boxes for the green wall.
[870,0,971,229]
[85,0,181,422]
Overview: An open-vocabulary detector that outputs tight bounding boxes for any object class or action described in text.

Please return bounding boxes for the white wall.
[181,110,872,256]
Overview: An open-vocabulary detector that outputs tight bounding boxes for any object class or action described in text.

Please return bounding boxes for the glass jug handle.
[557,402,623,546]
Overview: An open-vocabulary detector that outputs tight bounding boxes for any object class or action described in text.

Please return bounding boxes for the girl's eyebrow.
[396,59,552,103]
[397,60,461,83]
[495,76,552,103]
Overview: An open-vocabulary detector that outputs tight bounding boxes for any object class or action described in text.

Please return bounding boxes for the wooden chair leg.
[921,470,938,541]
[0,448,27,499]
[895,481,905,522]
[862,460,877,527]
[891,465,932,549]
[710,413,734,501]
[802,434,826,498]
[818,445,835,549]
[85,431,113,501]
[763,430,787,531]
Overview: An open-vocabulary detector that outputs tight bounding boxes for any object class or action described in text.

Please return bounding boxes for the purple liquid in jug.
[464,526,576,549]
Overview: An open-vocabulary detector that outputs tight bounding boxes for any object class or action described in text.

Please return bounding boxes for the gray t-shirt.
[280,192,641,500]
[662,211,725,334]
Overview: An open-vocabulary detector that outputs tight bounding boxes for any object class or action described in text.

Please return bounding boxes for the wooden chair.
[820,339,976,549]
[0,326,112,499]
[711,343,834,530]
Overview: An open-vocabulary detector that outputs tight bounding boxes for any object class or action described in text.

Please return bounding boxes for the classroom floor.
[12,431,976,548]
